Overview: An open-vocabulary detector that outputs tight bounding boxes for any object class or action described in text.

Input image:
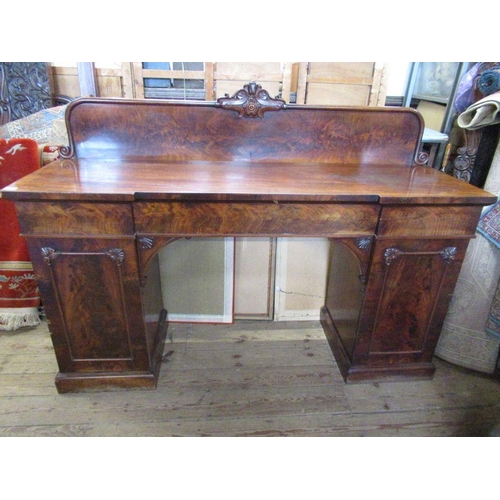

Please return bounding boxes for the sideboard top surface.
[0,91,497,206]
[2,159,496,205]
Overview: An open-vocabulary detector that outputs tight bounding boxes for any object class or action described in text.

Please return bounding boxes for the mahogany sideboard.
[1,83,497,393]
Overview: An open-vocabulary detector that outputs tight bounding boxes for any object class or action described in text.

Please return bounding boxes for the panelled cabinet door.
[26,237,149,374]
[355,238,471,368]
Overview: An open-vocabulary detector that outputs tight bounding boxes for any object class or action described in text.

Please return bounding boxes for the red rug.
[0,138,41,330]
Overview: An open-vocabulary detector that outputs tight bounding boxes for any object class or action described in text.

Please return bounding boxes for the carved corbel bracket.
[217,81,286,118]
[137,236,181,286]
[334,237,373,290]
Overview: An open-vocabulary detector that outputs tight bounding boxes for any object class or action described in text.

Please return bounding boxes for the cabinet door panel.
[26,237,148,373]
[370,251,449,354]
[356,239,470,365]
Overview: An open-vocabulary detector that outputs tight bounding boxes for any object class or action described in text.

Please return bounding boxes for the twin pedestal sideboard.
[2,83,496,393]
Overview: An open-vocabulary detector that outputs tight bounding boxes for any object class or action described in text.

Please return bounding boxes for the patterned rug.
[477,201,500,250]
[485,284,500,340]
[477,202,500,340]
[0,138,41,330]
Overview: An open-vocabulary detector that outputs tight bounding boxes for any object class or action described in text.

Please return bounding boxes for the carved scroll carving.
[452,130,480,183]
[217,82,286,118]
[414,150,430,166]
[384,247,404,266]
[41,247,59,264]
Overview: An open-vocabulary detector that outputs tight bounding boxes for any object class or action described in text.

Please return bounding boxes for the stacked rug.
[478,202,500,341]
[0,138,41,330]
[457,91,500,130]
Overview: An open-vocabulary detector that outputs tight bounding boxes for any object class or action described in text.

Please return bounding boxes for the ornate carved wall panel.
[0,62,53,125]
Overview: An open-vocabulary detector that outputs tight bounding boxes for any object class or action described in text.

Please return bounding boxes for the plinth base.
[55,370,160,393]
[320,307,436,383]
[54,309,168,393]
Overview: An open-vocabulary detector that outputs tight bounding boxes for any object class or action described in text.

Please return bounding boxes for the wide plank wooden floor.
[1,319,499,437]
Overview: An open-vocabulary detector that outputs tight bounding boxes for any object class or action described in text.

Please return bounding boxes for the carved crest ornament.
[217,81,286,118]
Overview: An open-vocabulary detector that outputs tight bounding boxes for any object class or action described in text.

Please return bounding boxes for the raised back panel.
[63,86,424,166]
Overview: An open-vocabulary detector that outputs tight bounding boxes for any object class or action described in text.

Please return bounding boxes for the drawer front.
[378,205,483,238]
[16,202,134,236]
[134,202,379,237]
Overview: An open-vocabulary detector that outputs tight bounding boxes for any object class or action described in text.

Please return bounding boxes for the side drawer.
[16,201,134,236]
[134,201,380,237]
[378,205,483,238]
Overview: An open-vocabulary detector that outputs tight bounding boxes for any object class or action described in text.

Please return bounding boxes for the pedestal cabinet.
[17,201,166,392]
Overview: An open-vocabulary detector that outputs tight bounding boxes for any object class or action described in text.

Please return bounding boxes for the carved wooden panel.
[134,202,380,237]
[42,246,131,361]
[0,62,52,125]
[370,249,454,353]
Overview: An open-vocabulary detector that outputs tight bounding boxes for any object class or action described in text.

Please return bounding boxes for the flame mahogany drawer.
[16,201,134,236]
[378,205,484,238]
[134,201,380,237]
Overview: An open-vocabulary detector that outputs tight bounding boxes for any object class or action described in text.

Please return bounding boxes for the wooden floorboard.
[0,319,499,437]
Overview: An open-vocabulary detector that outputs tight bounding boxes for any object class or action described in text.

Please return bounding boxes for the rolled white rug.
[457,91,500,130]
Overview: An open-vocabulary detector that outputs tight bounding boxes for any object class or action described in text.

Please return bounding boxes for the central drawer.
[134,201,380,237]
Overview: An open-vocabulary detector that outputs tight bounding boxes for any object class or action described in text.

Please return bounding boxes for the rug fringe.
[0,311,41,331]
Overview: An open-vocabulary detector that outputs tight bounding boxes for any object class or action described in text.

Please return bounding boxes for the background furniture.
[434,65,500,374]
[0,63,71,166]
[436,138,500,373]
[0,62,70,126]
[404,62,470,169]
[0,64,73,330]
